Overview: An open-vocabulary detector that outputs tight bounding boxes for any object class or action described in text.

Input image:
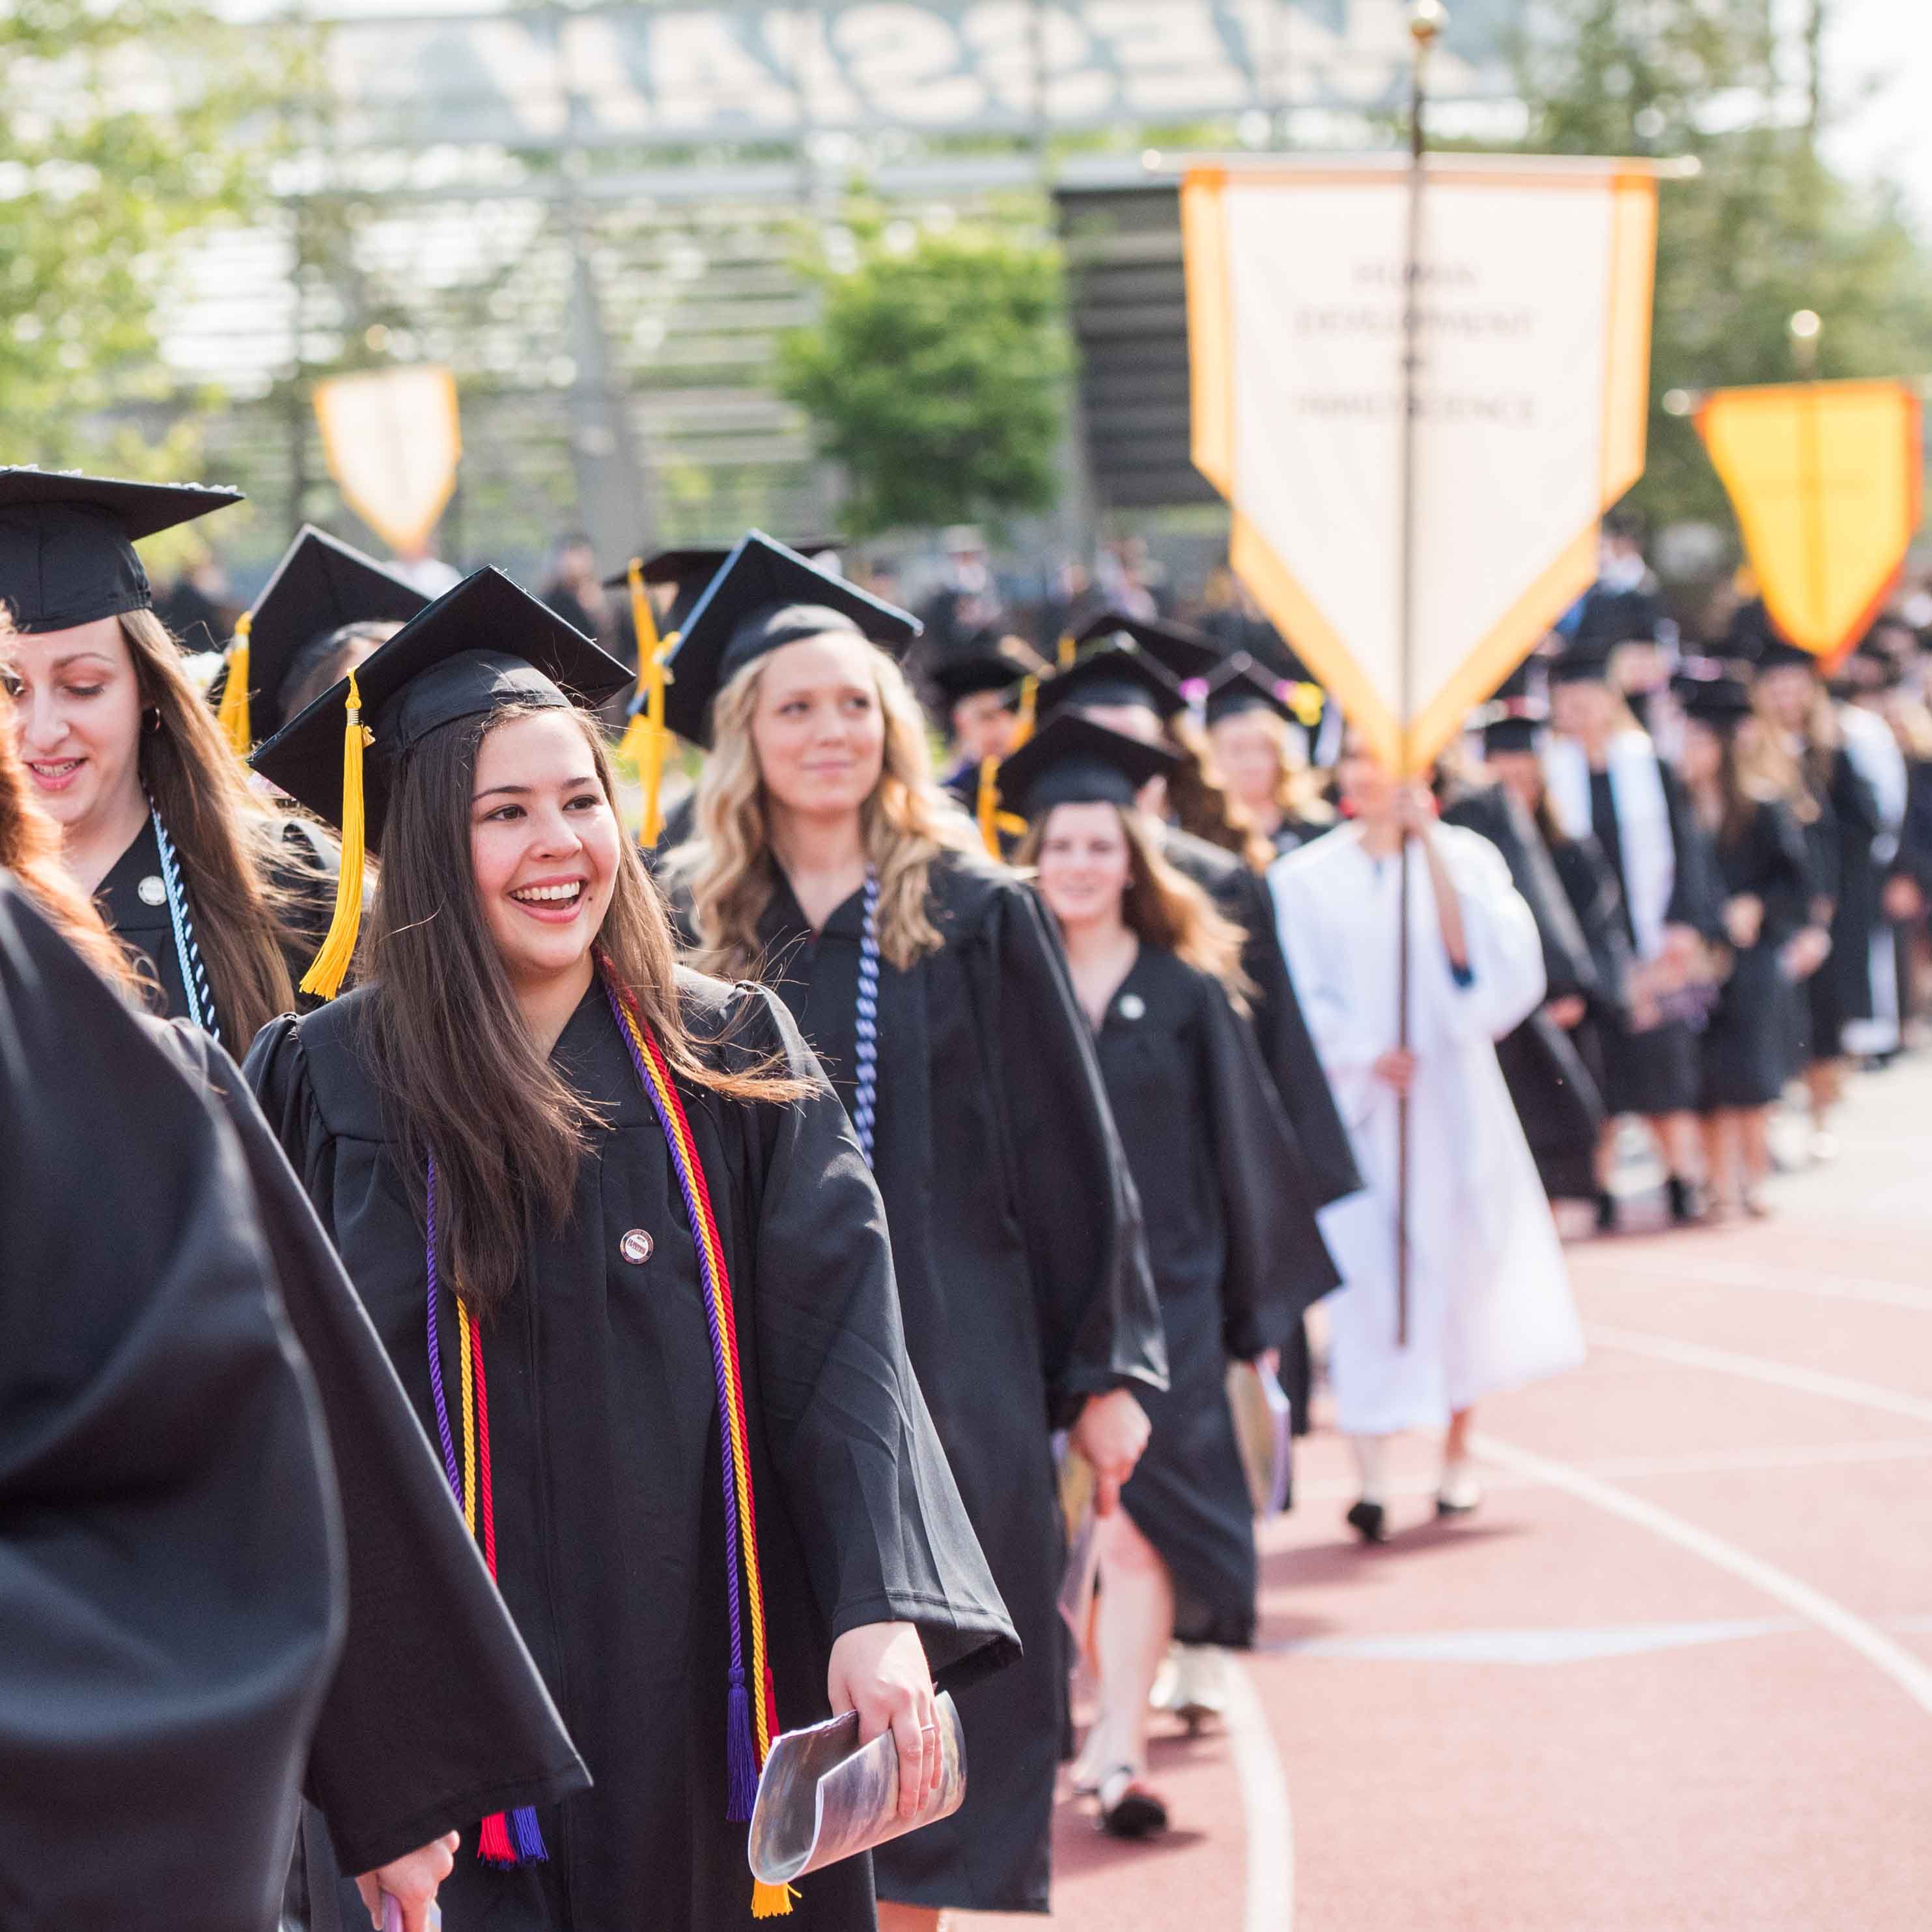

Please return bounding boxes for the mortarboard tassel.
[1289,681,1324,729]
[1057,631,1076,671]
[1009,673,1039,750]
[973,757,1026,858]
[300,669,373,1000]
[214,610,253,755]
[615,560,675,845]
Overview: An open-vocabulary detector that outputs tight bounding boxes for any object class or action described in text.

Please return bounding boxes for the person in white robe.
[1268,740,1584,1541]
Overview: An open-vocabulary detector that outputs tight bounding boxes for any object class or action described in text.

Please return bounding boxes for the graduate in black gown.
[1443,719,1607,1207]
[923,640,1026,826]
[656,535,1164,1926]
[0,660,591,1931]
[247,567,1016,1931]
[0,470,337,1041]
[1676,673,1819,1214]
[1545,641,1725,1224]
[1202,654,1334,858]
[0,871,341,1931]
[1005,716,1336,1841]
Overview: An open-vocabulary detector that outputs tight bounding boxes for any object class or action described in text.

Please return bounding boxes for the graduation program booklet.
[747,1690,966,1888]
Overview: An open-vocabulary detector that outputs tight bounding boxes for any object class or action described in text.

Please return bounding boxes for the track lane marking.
[1584,1252,1932,1315]
[1224,1658,1295,1932]
[1581,1324,1932,1425]
[1473,1431,1932,1716]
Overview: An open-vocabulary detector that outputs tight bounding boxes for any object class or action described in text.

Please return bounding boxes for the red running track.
[966,1057,1932,1931]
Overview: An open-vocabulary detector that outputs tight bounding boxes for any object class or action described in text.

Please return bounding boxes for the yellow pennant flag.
[1695,378,1922,666]
[314,367,463,559]
[1183,155,1664,773]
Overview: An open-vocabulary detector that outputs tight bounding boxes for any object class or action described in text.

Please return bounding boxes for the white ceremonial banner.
[313,367,464,561]
[1183,156,1660,771]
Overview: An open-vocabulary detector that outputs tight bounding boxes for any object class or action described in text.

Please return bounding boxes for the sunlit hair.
[0,656,141,994]
[361,701,805,1311]
[1730,712,1819,828]
[1751,668,1840,796]
[1168,713,1275,873]
[667,634,987,977]
[1018,800,1250,1005]
[1685,712,1793,852]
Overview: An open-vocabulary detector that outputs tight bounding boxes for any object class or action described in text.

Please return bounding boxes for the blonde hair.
[1168,713,1275,873]
[1018,801,1250,1005]
[667,634,987,977]
[1222,705,1335,833]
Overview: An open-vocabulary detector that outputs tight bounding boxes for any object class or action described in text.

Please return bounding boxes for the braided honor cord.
[850,869,881,1167]
[149,802,219,1045]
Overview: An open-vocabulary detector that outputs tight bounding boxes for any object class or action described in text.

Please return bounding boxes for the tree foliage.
[0,1,299,472]
[777,219,1072,537]
[1512,0,1932,544]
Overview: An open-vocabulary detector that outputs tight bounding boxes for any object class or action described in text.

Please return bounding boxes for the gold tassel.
[751,1880,797,1918]
[615,560,675,845]
[1010,674,1039,749]
[1289,682,1325,729]
[975,755,1002,857]
[300,670,374,1000]
[1057,631,1076,671]
[215,610,253,755]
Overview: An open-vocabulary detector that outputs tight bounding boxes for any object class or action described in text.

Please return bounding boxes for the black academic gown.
[154,1026,587,1917]
[1092,945,1336,1647]
[97,812,338,1031]
[742,851,1164,1914]
[1442,783,1606,1200]
[1800,744,1884,1059]
[0,875,340,1931]
[1699,799,1813,1110]
[1588,761,1723,1117]
[247,971,1015,1932]
[1545,828,1634,1120]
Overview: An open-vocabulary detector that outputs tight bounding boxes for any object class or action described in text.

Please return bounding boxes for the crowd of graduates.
[1,466,1920,1932]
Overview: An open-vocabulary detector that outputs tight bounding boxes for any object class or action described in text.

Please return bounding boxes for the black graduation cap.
[1482,716,1543,756]
[655,531,919,746]
[1203,653,1293,728]
[995,713,1181,821]
[1573,587,1664,652]
[0,467,243,634]
[1035,643,1186,725]
[1548,641,1616,687]
[251,568,632,999]
[219,525,428,748]
[1072,608,1222,682]
[929,652,1024,707]
[1673,671,1754,726]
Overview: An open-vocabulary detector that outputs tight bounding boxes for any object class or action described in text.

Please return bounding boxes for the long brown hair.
[0,680,141,994]
[122,608,309,1040]
[1168,714,1275,872]
[361,701,803,1312]
[667,634,986,977]
[1018,801,1251,1003]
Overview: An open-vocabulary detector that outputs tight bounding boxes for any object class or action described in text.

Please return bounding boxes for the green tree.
[0,2,300,473]
[1512,0,1932,543]
[777,219,1072,537]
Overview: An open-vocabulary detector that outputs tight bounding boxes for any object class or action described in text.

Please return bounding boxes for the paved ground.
[969,1056,1932,1930]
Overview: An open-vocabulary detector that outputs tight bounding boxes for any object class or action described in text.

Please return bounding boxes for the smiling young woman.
[0,473,334,1048]
[659,537,1165,1929]
[244,568,1015,1931]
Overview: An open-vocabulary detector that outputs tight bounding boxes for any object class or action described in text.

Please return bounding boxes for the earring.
[144,707,161,733]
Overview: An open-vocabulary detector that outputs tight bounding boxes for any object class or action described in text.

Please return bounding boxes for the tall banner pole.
[1395,0,1441,1349]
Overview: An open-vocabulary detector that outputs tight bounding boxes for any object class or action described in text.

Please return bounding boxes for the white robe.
[1268,824,1584,1435]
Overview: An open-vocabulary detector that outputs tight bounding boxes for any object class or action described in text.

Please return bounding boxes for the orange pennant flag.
[1695,378,1922,666]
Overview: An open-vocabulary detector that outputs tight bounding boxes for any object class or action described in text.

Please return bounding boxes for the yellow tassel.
[1057,631,1076,671]
[215,611,253,755]
[751,1879,796,1918]
[616,560,676,845]
[300,669,373,1000]
[1010,674,1038,749]
[1289,682,1325,729]
[975,755,1002,858]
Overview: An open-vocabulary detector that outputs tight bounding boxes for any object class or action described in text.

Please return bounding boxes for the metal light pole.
[1394,0,1443,1349]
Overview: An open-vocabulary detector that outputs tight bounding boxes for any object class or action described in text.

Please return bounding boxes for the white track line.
[1223,1657,1295,1932]
[1473,1431,1932,1717]
[1586,1252,1932,1315]
[1582,1324,1932,1426]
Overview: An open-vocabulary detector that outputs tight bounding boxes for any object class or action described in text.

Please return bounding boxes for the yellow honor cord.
[215,610,253,755]
[975,755,1002,856]
[299,669,373,1000]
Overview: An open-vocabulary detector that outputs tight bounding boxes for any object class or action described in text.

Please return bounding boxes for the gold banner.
[313,367,462,559]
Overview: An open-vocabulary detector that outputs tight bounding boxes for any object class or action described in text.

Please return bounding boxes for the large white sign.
[323,0,1513,147]
[1183,157,1659,770]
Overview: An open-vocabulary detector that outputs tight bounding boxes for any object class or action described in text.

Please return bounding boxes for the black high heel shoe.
[1345,1498,1388,1544]
[1097,1766,1169,1840]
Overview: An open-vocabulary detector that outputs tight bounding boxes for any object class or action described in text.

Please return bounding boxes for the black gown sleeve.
[1225,863,1364,1206]
[987,886,1167,1425]
[1194,973,1340,1361]
[1443,786,1598,1002]
[241,1017,590,1875]
[722,986,1020,1685]
[0,878,340,1930]
[1661,765,1727,940]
